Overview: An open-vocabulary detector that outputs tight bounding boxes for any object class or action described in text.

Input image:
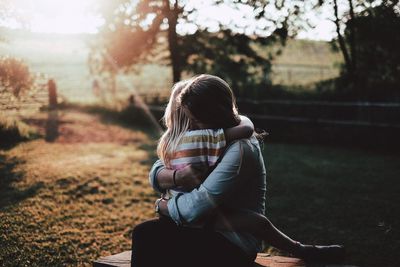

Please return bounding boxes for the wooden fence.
[142,94,400,128]
[0,78,61,119]
[236,99,400,128]
[144,96,400,149]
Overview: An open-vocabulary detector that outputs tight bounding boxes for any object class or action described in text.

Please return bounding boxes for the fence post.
[128,94,135,105]
[48,79,57,109]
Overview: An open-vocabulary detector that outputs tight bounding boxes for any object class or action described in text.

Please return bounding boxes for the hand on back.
[176,163,209,191]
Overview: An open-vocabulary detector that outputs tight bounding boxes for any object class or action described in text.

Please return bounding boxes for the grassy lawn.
[263,143,400,267]
[0,108,159,266]
[0,106,399,266]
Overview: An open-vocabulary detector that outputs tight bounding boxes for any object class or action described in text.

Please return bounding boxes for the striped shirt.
[170,129,226,170]
[167,128,226,197]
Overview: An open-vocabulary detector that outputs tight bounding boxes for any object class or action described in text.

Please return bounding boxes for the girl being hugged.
[157,78,254,199]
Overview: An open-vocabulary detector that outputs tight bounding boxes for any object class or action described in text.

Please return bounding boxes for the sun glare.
[8,0,104,34]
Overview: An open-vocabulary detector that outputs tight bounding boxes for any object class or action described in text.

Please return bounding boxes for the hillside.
[272,38,341,66]
[0,28,342,102]
[266,39,342,86]
[0,28,94,102]
[0,28,171,103]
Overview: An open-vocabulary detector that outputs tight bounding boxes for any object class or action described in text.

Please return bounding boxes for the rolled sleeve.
[168,141,244,225]
[148,159,166,193]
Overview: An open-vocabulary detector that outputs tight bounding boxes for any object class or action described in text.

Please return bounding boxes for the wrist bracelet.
[172,169,178,187]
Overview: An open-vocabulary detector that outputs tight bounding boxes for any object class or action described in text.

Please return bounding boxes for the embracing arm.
[148,160,169,193]
[166,141,245,225]
[149,160,209,193]
[224,115,254,142]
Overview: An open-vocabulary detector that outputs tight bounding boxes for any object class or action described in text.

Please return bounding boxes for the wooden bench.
[93,251,358,267]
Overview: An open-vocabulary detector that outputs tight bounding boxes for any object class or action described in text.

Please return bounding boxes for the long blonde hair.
[157,80,191,167]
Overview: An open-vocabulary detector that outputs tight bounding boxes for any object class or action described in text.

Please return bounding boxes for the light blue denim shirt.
[149,136,267,258]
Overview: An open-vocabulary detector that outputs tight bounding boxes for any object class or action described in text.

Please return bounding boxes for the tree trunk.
[333,0,353,77]
[165,0,181,83]
[348,0,356,73]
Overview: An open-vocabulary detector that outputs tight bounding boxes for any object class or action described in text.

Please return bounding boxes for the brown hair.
[180,74,240,129]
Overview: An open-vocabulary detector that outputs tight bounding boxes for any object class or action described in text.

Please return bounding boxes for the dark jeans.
[131,217,255,267]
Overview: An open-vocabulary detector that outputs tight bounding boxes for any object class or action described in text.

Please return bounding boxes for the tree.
[332,0,356,77]
[179,28,287,96]
[344,1,400,99]
[0,3,35,98]
[91,0,311,91]
[91,0,182,82]
[319,0,400,99]
[0,57,33,97]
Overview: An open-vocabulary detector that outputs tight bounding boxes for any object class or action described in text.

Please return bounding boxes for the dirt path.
[0,107,159,266]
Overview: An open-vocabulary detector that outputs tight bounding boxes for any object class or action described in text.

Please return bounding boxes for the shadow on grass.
[0,121,41,150]
[60,102,162,139]
[0,155,44,210]
[58,102,162,165]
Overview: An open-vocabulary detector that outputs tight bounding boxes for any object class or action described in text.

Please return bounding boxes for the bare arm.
[153,168,177,190]
[150,162,209,192]
[224,115,254,142]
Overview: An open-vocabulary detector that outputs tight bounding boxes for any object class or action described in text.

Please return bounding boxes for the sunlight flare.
[7,0,104,34]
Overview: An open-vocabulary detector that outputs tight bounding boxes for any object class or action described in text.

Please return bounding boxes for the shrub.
[0,117,38,147]
[0,57,34,97]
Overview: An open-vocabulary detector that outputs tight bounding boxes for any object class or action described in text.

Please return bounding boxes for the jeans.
[131,216,254,267]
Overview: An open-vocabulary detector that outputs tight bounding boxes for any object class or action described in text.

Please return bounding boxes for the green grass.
[270,39,342,66]
[263,143,400,267]
[0,107,158,266]
[1,105,399,266]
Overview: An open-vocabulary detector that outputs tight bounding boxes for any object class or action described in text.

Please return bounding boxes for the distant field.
[0,28,342,102]
[0,28,173,103]
[269,39,342,86]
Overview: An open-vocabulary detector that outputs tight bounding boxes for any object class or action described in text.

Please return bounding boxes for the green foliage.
[346,3,400,97]
[179,28,285,97]
[324,1,400,101]
[89,0,167,76]
[91,0,306,93]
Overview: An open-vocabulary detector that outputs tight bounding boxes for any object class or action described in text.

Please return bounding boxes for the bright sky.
[1,0,337,41]
[2,0,103,34]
